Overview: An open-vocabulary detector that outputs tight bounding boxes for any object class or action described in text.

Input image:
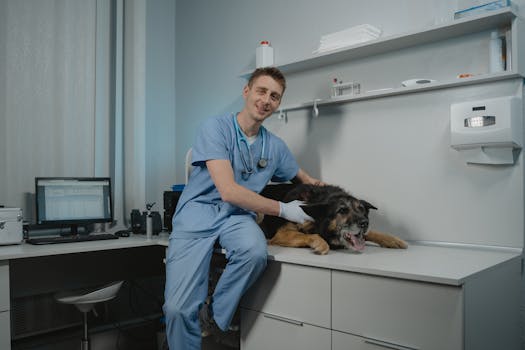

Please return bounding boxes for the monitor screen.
[35,177,113,233]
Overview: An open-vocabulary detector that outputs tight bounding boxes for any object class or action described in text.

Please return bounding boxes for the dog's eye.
[337,207,349,215]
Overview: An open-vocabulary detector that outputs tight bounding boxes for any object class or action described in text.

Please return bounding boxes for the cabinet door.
[0,261,9,312]
[241,260,331,328]
[0,311,11,350]
[332,271,462,350]
[241,308,330,350]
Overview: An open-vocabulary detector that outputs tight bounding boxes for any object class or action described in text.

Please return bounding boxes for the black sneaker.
[199,303,221,337]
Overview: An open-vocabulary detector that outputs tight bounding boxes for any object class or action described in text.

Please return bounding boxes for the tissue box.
[454,0,516,19]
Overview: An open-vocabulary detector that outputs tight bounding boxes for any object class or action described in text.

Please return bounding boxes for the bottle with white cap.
[256,40,274,68]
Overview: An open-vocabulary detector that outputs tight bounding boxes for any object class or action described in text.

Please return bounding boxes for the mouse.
[115,230,130,237]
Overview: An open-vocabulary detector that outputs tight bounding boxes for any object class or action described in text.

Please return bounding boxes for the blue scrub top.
[172,113,299,238]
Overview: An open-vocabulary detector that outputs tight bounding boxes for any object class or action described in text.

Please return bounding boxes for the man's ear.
[301,203,330,219]
[361,200,378,211]
[242,84,250,98]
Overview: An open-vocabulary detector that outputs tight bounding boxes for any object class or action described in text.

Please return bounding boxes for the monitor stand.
[70,224,79,235]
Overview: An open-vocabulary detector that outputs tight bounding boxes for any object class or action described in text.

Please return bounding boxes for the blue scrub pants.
[163,214,268,350]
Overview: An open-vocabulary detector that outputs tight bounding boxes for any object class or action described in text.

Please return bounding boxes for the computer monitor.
[35,177,113,234]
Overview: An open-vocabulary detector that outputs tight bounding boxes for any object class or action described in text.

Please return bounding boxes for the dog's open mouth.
[341,227,366,252]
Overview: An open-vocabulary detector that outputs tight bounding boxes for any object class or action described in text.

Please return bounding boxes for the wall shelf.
[274,71,523,115]
[241,8,518,77]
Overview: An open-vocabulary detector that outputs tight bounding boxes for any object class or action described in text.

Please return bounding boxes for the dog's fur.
[259,184,407,255]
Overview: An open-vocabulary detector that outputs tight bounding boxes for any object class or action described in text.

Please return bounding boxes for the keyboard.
[26,233,119,245]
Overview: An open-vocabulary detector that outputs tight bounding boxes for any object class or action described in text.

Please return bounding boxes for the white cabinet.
[0,261,9,312]
[240,260,331,328]
[332,271,462,350]
[0,311,11,350]
[0,261,10,350]
[240,261,331,350]
[241,308,331,350]
[240,246,521,350]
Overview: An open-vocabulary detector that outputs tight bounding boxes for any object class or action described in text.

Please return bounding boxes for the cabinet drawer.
[333,330,419,350]
[0,261,9,311]
[241,308,330,350]
[241,260,330,328]
[332,271,462,350]
[0,311,11,350]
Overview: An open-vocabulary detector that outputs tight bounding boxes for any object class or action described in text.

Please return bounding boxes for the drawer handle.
[364,337,418,350]
[263,313,303,326]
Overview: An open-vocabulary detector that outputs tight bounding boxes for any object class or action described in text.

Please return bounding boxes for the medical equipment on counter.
[233,114,268,179]
[0,207,23,245]
[330,79,361,98]
[450,96,522,165]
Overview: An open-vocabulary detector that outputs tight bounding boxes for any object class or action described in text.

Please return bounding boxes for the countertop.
[1,234,521,286]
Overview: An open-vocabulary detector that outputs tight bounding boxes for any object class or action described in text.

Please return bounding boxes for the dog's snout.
[358,219,368,229]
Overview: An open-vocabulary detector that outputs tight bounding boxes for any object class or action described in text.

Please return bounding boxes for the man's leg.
[163,235,217,350]
[212,215,268,330]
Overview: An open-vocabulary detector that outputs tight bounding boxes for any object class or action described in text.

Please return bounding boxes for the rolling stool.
[55,281,124,350]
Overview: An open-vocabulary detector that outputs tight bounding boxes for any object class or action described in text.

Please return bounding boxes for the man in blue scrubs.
[163,67,322,350]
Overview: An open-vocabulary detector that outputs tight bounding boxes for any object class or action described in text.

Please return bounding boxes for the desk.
[1,237,523,349]
[0,234,168,350]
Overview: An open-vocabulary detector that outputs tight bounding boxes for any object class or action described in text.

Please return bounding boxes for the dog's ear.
[361,200,378,211]
[301,202,330,218]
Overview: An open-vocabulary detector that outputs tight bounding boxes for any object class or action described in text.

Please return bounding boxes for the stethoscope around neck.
[233,114,267,179]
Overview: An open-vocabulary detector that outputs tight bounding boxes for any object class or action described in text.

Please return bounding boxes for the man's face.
[243,75,283,122]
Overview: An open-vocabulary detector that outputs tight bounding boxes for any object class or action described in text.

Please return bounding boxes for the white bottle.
[256,40,274,68]
[489,31,504,73]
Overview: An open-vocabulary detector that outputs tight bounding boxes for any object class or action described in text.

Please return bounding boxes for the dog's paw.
[381,235,408,249]
[310,235,330,255]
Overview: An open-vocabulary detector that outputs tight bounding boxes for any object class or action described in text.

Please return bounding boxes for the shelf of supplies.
[241,8,517,77]
[273,71,523,114]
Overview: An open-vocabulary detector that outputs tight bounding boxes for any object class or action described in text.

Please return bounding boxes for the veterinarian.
[163,67,323,350]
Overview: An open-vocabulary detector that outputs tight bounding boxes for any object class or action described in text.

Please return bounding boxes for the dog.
[259,183,407,255]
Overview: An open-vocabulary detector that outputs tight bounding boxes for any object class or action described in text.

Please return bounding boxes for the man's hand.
[293,168,325,186]
[279,200,314,224]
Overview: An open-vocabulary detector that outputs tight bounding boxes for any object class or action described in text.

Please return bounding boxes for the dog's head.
[302,195,377,252]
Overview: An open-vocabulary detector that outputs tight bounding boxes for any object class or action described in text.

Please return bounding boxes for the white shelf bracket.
[313,99,320,118]
[277,109,288,123]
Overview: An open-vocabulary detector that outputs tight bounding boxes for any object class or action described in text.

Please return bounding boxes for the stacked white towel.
[314,24,382,54]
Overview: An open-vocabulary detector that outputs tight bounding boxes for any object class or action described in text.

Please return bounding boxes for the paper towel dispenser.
[450,96,522,165]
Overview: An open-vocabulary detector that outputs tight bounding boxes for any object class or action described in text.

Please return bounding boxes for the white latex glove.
[278,200,314,224]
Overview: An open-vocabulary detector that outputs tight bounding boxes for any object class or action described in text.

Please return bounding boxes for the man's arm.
[207,159,281,216]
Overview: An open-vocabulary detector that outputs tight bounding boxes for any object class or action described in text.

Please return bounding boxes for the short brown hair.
[248,67,286,93]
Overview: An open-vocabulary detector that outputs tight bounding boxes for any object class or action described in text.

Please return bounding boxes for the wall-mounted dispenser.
[450,96,522,165]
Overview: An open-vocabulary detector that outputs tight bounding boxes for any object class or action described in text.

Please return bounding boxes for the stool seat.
[55,281,124,311]
[55,281,124,349]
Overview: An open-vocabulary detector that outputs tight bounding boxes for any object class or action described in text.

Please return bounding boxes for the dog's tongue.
[350,234,366,252]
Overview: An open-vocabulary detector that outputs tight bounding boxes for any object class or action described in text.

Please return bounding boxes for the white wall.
[173,0,525,248]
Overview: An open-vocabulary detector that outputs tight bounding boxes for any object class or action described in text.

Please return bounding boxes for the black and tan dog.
[259,184,407,255]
